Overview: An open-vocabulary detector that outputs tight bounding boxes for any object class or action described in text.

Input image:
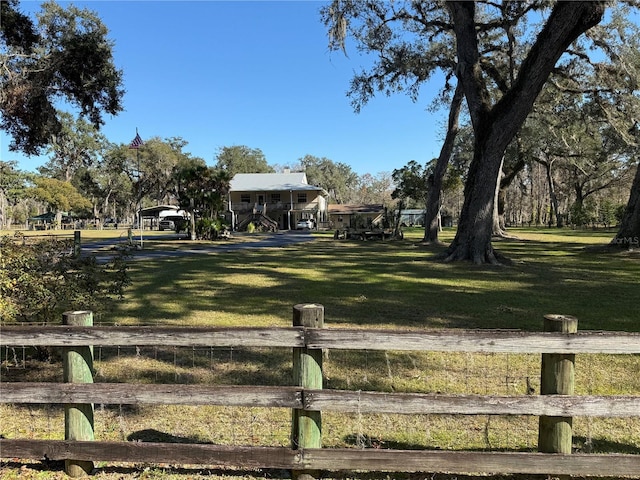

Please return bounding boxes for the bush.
[0,235,130,324]
[195,217,229,240]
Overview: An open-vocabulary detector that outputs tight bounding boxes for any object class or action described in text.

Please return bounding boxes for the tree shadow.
[0,459,292,479]
[127,428,211,444]
[343,431,640,454]
[573,435,640,454]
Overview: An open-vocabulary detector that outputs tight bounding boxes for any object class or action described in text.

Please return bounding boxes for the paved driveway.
[82,231,315,263]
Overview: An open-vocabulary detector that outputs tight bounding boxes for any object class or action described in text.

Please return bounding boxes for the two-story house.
[228,172,328,231]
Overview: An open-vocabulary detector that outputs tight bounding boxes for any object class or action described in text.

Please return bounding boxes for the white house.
[228,172,328,230]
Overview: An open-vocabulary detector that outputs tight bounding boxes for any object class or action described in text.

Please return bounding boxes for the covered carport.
[139,205,180,230]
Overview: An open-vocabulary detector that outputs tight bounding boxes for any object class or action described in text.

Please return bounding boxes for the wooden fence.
[1,304,640,478]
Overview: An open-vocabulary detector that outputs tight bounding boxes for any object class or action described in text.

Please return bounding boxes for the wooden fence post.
[292,303,324,479]
[73,230,81,257]
[538,314,578,454]
[63,310,95,477]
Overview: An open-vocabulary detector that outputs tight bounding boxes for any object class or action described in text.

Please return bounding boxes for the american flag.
[129,132,144,149]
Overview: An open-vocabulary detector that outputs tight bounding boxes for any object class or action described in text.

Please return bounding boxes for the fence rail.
[2,383,640,417]
[3,440,640,477]
[3,325,639,353]
[1,306,640,478]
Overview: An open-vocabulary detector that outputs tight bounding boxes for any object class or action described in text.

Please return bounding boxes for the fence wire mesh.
[1,342,639,453]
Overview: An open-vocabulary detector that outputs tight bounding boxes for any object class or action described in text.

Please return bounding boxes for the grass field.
[1,226,639,479]
[97,227,638,332]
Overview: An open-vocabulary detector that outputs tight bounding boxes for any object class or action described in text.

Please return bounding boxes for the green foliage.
[298,154,359,204]
[173,161,232,230]
[195,217,224,240]
[599,199,622,228]
[0,0,124,155]
[570,199,598,227]
[39,111,108,183]
[0,235,130,323]
[215,145,273,175]
[136,137,198,205]
[615,203,627,225]
[392,160,428,208]
[0,160,31,228]
[29,177,92,224]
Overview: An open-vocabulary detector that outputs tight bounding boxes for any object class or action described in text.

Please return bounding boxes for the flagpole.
[130,129,144,249]
[137,144,143,249]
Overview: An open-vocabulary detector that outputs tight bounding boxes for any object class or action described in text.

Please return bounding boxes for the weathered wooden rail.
[1,305,640,478]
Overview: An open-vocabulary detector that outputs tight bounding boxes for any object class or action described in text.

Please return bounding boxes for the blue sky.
[1,1,447,175]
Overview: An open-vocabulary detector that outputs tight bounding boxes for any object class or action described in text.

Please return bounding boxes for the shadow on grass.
[0,460,293,480]
[109,234,640,333]
[127,428,210,444]
[573,435,640,455]
[343,432,640,455]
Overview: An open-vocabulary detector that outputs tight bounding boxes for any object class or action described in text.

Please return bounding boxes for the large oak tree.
[446,2,605,263]
[0,0,123,155]
[324,1,608,263]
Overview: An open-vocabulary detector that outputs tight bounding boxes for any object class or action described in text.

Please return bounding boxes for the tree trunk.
[445,1,605,264]
[445,141,505,264]
[612,161,640,248]
[0,189,7,230]
[189,197,196,240]
[543,160,561,227]
[423,83,465,244]
[422,82,464,243]
[494,138,526,236]
[495,186,507,233]
[492,157,505,237]
[394,200,405,238]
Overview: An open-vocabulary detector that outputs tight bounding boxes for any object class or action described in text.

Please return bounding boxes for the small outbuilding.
[328,204,385,230]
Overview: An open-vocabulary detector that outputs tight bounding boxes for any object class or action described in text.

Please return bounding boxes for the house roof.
[29,212,57,221]
[140,205,179,216]
[230,172,324,192]
[328,204,385,215]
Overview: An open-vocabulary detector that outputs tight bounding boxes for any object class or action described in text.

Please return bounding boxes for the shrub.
[0,235,130,324]
[195,217,229,240]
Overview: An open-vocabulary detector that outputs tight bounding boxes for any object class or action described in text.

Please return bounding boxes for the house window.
[240,194,251,203]
[297,193,307,203]
[271,193,281,203]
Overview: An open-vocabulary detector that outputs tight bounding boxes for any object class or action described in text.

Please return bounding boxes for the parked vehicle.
[296,219,314,230]
[158,219,175,231]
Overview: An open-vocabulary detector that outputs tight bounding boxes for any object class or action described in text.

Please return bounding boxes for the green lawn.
[105,227,639,333]
[2,227,639,480]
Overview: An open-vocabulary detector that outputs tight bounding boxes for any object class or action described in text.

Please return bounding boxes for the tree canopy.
[298,154,359,204]
[0,0,124,155]
[323,1,628,263]
[215,145,274,176]
[30,177,91,213]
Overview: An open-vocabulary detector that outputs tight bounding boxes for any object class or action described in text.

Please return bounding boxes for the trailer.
[334,227,403,241]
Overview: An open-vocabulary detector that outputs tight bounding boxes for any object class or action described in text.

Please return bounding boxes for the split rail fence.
[1,304,640,478]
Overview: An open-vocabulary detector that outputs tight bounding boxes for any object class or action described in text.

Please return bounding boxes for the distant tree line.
[2,0,638,260]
